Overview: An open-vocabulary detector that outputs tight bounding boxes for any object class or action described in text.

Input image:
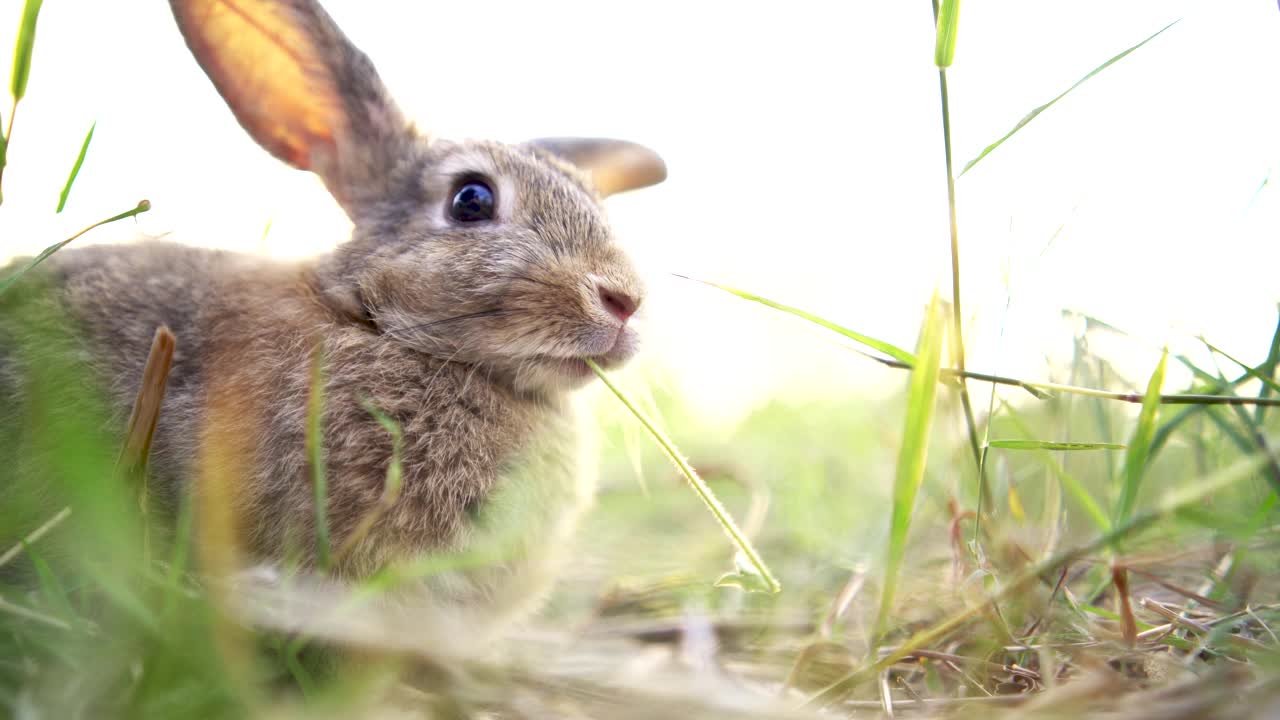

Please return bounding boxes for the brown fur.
[0,0,664,623]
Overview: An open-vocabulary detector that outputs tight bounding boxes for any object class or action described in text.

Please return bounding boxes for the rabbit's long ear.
[528,138,667,197]
[170,0,411,215]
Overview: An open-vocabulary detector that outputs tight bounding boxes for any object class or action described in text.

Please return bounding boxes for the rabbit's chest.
[415,397,597,630]
[244,332,590,578]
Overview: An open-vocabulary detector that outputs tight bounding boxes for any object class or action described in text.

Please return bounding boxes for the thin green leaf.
[25,546,78,624]
[997,405,1111,532]
[587,358,780,594]
[56,121,95,213]
[10,0,45,100]
[934,0,961,68]
[359,399,404,500]
[333,399,406,563]
[1253,309,1280,426]
[0,112,6,205]
[1149,367,1254,460]
[84,565,160,634]
[0,506,71,570]
[678,275,916,365]
[958,20,1179,177]
[306,345,331,572]
[876,293,946,640]
[1201,337,1280,398]
[160,494,196,620]
[1054,461,1112,533]
[1114,350,1168,524]
[0,200,151,295]
[989,440,1124,451]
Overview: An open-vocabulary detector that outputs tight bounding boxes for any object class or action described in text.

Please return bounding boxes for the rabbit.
[0,0,666,629]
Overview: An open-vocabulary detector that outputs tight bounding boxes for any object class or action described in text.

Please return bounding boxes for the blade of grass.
[988,440,1124,451]
[1149,368,1253,459]
[333,399,406,564]
[875,294,946,640]
[83,564,160,634]
[1053,459,1112,533]
[1114,350,1168,524]
[586,358,780,594]
[0,595,72,631]
[160,494,196,620]
[808,449,1267,707]
[680,276,1280,411]
[10,0,44,101]
[26,547,79,625]
[1201,337,1280,398]
[1252,308,1280,426]
[959,20,1180,177]
[1192,339,1280,494]
[997,403,1111,532]
[306,344,331,572]
[0,200,151,294]
[0,506,71,570]
[678,277,1280,409]
[0,112,6,188]
[933,0,960,68]
[55,121,95,213]
[674,275,916,365]
[0,0,46,202]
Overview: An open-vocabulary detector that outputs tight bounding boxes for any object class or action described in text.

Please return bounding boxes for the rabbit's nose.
[598,285,640,323]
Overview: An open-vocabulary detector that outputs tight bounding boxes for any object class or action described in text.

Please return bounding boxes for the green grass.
[307,344,332,573]
[1114,350,1167,525]
[587,358,780,594]
[55,120,94,213]
[875,294,945,641]
[1,3,1279,718]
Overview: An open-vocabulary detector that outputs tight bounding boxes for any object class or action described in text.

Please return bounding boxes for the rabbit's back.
[2,242,305,509]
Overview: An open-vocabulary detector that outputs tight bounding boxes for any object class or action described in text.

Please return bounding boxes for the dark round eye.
[449,181,495,222]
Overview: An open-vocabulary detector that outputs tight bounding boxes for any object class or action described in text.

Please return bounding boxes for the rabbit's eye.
[450,181,495,222]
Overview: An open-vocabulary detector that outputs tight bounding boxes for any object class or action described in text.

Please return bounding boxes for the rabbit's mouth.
[557,354,622,379]
[543,331,639,381]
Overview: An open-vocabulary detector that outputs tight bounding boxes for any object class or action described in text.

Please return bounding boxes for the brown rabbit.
[0,0,665,626]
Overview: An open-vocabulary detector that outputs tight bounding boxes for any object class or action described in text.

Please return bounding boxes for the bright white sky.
[2,1,1278,425]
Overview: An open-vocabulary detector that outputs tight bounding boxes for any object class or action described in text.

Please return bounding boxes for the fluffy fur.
[0,0,664,626]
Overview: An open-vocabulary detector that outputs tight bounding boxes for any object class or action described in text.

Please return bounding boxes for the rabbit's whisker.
[493,273,560,291]
[382,309,507,337]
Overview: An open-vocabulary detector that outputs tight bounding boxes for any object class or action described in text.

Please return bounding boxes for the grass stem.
[587,359,780,594]
[0,507,72,570]
[307,345,331,572]
[0,199,151,295]
[931,8,988,509]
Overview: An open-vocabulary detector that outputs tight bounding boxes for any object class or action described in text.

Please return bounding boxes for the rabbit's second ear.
[528,138,667,197]
[170,0,410,215]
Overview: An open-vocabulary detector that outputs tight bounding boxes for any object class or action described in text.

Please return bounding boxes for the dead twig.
[115,326,177,486]
[115,325,176,564]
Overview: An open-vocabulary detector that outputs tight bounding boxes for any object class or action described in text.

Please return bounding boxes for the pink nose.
[599,285,639,323]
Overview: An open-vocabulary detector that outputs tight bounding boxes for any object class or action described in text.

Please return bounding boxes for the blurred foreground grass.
[5,323,1279,718]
